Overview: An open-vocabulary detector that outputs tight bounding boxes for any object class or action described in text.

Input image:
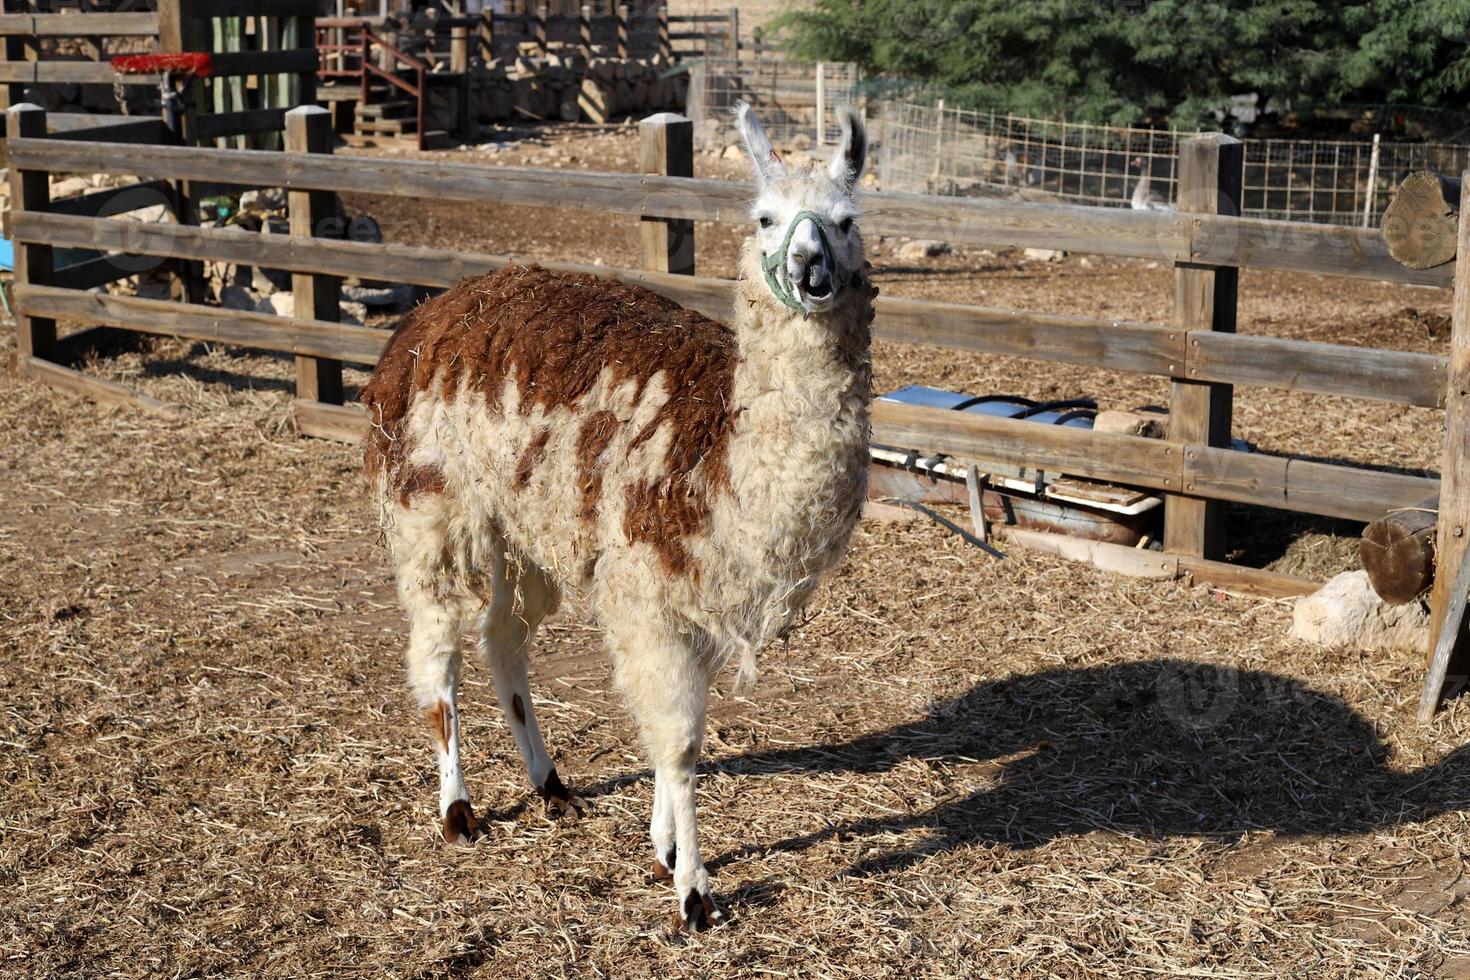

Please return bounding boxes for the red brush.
[110,52,214,78]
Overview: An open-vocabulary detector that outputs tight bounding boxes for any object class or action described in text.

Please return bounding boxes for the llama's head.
[735,101,867,315]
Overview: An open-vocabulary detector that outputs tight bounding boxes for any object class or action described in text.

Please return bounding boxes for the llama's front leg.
[406,601,478,844]
[610,622,726,932]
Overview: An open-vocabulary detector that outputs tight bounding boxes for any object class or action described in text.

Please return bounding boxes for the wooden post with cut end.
[286,106,344,407]
[1422,167,1470,720]
[1382,171,1462,270]
[1165,133,1242,560]
[6,104,56,361]
[1361,494,1439,605]
[639,112,694,276]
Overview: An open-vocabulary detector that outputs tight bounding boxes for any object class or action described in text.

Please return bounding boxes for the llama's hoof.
[678,888,726,934]
[441,799,479,845]
[537,768,589,820]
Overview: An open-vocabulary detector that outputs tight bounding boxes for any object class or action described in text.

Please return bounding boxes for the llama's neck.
[729,239,875,418]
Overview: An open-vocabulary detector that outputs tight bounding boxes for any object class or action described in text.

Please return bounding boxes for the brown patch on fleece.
[361,265,739,575]
[425,701,450,753]
[514,428,550,489]
[574,410,619,523]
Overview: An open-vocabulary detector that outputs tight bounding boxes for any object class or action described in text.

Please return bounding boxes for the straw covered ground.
[3,128,1470,978]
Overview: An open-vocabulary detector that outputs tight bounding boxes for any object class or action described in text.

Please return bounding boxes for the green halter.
[760,210,856,314]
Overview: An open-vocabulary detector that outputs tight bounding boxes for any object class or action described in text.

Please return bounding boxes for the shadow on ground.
[594,660,1470,878]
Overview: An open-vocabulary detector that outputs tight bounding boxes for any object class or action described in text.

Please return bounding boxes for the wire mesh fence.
[873,100,1470,226]
[687,57,862,150]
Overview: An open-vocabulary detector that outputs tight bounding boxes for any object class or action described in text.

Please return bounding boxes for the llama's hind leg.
[404,594,478,844]
[391,500,478,845]
[608,616,726,932]
[478,553,584,816]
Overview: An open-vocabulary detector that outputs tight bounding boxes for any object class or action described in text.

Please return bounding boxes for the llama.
[360,102,875,931]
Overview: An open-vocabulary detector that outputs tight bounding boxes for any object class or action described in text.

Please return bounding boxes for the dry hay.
[3,137,1469,976]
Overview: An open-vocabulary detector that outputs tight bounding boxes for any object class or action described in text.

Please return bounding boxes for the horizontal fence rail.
[6,137,1452,288]
[10,210,1449,411]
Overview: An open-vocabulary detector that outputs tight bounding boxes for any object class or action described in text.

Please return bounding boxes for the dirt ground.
[4,125,1470,978]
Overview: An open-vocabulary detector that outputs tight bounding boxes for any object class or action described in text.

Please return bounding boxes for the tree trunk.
[1360,494,1439,604]
[1382,172,1462,270]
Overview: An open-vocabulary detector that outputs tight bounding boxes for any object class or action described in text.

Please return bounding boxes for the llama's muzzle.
[761,210,853,315]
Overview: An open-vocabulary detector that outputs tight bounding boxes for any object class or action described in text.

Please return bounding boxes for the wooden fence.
[6,105,1465,712]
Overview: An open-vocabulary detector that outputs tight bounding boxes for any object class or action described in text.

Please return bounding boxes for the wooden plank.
[1166,134,1241,559]
[294,399,369,442]
[7,105,55,360]
[190,0,322,16]
[1421,530,1470,720]
[871,400,1183,493]
[639,112,694,276]
[47,112,154,132]
[48,180,175,219]
[19,355,180,417]
[17,211,1447,410]
[195,107,288,140]
[1424,167,1470,719]
[13,285,388,364]
[13,211,735,319]
[874,294,1183,376]
[1186,446,1438,522]
[49,119,170,144]
[50,253,135,292]
[1188,331,1446,409]
[2,135,1456,286]
[0,12,158,35]
[1191,213,1453,289]
[0,61,157,84]
[286,106,344,406]
[209,49,319,78]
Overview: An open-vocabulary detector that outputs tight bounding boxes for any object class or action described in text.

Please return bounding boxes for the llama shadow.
[693,660,1470,878]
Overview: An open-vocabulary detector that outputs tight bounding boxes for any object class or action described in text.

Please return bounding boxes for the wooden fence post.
[157,0,207,304]
[727,6,739,63]
[534,1,547,55]
[656,2,671,61]
[578,5,592,61]
[1,0,27,114]
[1420,165,1470,719]
[6,104,55,362]
[1165,133,1242,560]
[616,4,628,59]
[286,105,344,407]
[639,112,694,276]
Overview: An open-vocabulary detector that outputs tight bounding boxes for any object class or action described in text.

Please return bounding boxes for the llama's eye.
[838,217,854,233]
[759,216,773,229]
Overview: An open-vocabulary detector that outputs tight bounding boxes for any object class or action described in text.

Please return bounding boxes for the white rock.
[265,292,294,317]
[1022,247,1066,263]
[1290,570,1429,654]
[895,239,951,262]
[240,187,287,213]
[50,175,93,198]
[339,300,368,324]
[722,143,746,160]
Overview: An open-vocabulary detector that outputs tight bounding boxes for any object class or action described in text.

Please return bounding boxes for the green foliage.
[772,0,1470,127]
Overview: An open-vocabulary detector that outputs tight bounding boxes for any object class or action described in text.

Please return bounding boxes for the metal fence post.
[1165,133,1243,560]
[639,112,694,276]
[286,105,344,407]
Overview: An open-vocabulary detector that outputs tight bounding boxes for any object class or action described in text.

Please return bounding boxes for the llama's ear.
[734,100,785,186]
[828,107,867,193]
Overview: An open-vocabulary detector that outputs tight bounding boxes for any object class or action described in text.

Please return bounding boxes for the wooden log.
[294,399,370,441]
[999,527,1319,600]
[19,355,181,418]
[1423,166,1470,720]
[1382,172,1462,271]
[1360,496,1439,604]
[1166,132,1241,559]
[639,112,694,276]
[286,106,344,406]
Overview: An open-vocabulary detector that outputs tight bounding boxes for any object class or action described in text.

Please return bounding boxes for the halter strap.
[760,210,855,314]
